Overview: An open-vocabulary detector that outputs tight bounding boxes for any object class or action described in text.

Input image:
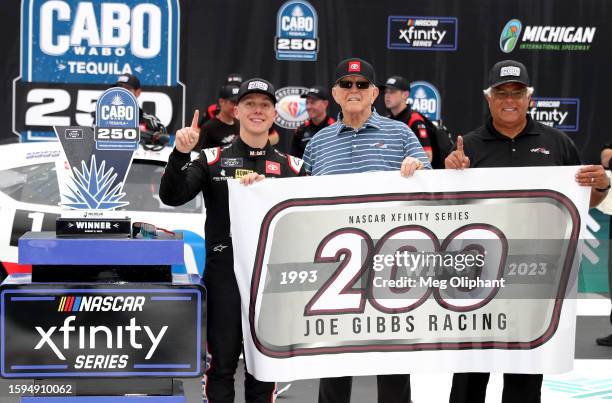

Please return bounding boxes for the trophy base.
[56,217,131,238]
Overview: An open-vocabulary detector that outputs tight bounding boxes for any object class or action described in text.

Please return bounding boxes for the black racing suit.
[160,137,307,403]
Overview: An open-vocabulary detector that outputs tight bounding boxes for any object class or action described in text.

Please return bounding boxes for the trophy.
[53,87,140,237]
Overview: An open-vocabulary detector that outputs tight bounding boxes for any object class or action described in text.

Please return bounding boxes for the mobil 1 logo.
[275,0,319,61]
[1,287,203,377]
[529,98,580,132]
[388,16,458,51]
[95,87,140,150]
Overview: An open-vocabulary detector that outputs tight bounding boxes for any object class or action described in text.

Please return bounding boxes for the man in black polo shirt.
[292,85,335,158]
[383,75,433,162]
[445,60,609,403]
[196,84,240,150]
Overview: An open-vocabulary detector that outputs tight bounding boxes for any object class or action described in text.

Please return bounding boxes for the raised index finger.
[191,109,200,129]
[456,136,464,154]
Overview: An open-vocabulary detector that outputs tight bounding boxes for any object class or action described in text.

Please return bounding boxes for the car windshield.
[0,160,202,213]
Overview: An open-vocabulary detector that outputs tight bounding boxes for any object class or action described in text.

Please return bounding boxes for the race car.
[0,141,206,281]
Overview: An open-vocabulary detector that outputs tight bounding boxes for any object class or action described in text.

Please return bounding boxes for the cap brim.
[238,90,276,104]
[490,79,529,88]
[335,73,373,83]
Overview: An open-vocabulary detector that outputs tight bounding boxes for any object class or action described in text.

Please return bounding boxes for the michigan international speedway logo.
[275,0,319,61]
[500,18,596,53]
[13,0,184,141]
[500,19,522,53]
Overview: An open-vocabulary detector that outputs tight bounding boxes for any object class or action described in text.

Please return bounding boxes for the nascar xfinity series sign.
[1,286,203,378]
[228,167,588,381]
[529,97,580,132]
[387,16,458,51]
[13,0,183,141]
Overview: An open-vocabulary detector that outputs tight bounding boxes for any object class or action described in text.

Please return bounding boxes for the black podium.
[0,232,206,403]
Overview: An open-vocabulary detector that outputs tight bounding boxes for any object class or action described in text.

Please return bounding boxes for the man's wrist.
[596,180,611,192]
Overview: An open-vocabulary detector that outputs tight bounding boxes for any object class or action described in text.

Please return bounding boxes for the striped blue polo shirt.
[302,110,431,176]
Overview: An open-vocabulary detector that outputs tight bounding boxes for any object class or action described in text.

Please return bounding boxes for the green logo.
[500,19,522,53]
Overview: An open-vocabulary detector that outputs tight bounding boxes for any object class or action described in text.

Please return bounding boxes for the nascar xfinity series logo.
[529,98,580,132]
[275,86,309,129]
[388,16,458,51]
[13,0,183,141]
[408,81,442,121]
[275,0,319,61]
[500,18,596,53]
[1,288,201,377]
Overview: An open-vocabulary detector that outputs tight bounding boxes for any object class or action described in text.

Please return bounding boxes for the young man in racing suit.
[160,78,306,403]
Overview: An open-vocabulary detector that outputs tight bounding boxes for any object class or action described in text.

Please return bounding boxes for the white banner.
[228,167,589,381]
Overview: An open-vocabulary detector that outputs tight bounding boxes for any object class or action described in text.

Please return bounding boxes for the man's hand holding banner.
[228,167,589,381]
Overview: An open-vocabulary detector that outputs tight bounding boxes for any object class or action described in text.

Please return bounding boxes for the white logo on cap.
[117,75,129,83]
[232,87,239,94]
[310,88,319,93]
[500,66,521,77]
[387,78,397,84]
[248,81,269,91]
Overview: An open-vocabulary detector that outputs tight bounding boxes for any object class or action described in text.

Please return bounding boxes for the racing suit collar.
[234,136,273,158]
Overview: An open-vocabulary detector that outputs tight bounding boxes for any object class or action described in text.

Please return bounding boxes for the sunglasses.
[337,80,371,90]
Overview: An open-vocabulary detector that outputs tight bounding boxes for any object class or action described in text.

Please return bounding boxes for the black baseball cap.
[115,73,141,90]
[218,84,240,102]
[487,60,530,88]
[301,85,330,101]
[237,78,276,104]
[225,73,243,84]
[381,75,410,91]
[334,58,376,84]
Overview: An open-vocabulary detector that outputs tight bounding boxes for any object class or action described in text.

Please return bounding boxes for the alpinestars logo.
[500,19,596,52]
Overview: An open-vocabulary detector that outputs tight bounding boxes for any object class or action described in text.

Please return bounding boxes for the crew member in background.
[292,85,335,158]
[114,73,166,134]
[383,75,432,162]
[200,73,243,127]
[160,78,306,403]
[445,59,609,403]
[196,84,240,150]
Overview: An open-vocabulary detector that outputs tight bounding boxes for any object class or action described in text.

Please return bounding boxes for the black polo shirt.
[462,116,581,168]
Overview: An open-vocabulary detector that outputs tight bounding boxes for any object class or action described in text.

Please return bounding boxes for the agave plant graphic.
[62,155,128,210]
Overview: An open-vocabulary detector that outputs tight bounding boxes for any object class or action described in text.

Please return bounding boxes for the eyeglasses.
[337,80,371,90]
[492,88,528,100]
